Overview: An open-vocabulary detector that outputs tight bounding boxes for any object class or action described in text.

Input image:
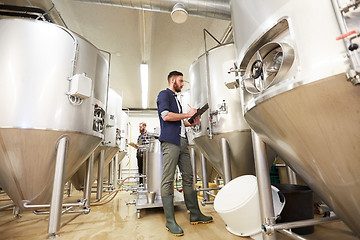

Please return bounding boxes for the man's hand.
[187,108,197,118]
[185,115,200,127]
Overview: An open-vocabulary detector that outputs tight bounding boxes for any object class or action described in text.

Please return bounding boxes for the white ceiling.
[52,0,231,109]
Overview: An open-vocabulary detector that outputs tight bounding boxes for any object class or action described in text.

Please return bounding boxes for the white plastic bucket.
[214,175,285,240]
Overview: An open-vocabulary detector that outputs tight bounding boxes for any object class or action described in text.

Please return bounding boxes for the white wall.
[120,110,160,180]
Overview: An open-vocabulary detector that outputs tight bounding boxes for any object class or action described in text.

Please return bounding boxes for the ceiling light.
[140,63,148,109]
[171,3,188,24]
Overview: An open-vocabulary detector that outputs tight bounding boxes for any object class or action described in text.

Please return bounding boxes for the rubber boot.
[161,195,184,236]
[184,190,213,225]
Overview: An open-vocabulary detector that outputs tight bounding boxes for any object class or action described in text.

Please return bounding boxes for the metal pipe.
[264,216,340,235]
[252,131,277,240]
[190,147,197,189]
[220,138,232,184]
[48,137,69,236]
[201,200,214,206]
[196,187,221,191]
[0,203,15,211]
[203,29,213,139]
[278,229,307,240]
[71,0,231,21]
[220,22,233,44]
[84,153,94,208]
[24,201,84,209]
[331,0,360,73]
[205,191,216,198]
[96,149,105,200]
[200,153,210,201]
[34,207,90,215]
[286,166,297,184]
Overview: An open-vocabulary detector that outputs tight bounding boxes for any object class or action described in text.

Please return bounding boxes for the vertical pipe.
[200,153,209,201]
[48,137,68,236]
[251,131,277,240]
[220,138,232,184]
[96,149,105,200]
[286,166,297,185]
[114,154,119,188]
[84,153,94,208]
[190,147,197,189]
[203,29,213,139]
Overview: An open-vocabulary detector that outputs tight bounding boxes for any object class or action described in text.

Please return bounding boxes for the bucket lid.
[214,175,258,212]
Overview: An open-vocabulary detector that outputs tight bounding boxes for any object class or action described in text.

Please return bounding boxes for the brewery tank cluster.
[0,17,111,235]
[0,18,109,208]
[70,88,124,198]
[1,0,360,239]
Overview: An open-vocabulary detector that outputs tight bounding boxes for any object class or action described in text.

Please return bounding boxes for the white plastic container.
[214,175,284,240]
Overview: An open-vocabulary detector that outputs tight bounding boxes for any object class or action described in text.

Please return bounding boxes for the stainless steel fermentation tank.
[0,19,108,210]
[231,0,360,235]
[189,43,257,182]
[71,89,123,191]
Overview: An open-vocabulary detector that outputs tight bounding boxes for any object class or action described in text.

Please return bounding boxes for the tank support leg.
[84,152,94,208]
[96,150,105,200]
[251,131,277,240]
[286,166,298,184]
[109,159,114,186]
[48,137,69,238]
[200,153,209,202]
[220,138,232,184]
[114,154,119,189]
[190,147,197,189]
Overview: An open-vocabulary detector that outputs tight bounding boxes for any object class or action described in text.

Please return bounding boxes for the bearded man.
[156,71,213,236]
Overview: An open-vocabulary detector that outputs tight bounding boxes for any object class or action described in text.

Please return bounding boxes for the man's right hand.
[187,108,197,118]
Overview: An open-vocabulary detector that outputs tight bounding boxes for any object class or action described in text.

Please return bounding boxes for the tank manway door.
[242,42,294,94]
[93,104,105,133]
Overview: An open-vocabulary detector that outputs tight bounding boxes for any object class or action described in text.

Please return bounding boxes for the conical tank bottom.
[244,73,360,236]
[71,146,119,191]
[0,128,101,210]
[193,130,257,179]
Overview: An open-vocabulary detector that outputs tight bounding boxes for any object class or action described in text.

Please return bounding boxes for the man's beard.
[174,81,182,92]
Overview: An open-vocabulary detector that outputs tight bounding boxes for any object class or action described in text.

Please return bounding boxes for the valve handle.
[250,59,263,79]
[336,30,357,40]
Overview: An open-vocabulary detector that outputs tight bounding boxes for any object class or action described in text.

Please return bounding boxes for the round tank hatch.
[242,42,294,94]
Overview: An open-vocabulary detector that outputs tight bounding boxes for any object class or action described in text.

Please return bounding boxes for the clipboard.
[188,103,209,124]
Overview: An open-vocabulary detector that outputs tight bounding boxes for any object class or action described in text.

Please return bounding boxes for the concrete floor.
[0,190,359,240]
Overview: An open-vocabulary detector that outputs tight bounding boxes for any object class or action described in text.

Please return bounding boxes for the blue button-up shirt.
[156,88,186,146]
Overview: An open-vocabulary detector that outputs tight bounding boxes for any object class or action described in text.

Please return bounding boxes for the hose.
[90,176,135,206]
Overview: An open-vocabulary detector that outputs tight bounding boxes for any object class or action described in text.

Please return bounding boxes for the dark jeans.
[137,155,144,184]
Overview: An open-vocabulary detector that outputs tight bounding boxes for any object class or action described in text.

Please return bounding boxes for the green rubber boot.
[184,190,213,225]
[161,195,184,236]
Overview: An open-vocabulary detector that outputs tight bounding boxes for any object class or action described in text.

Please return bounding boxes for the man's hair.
[140,122,146,127]
[167,71,183,82]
